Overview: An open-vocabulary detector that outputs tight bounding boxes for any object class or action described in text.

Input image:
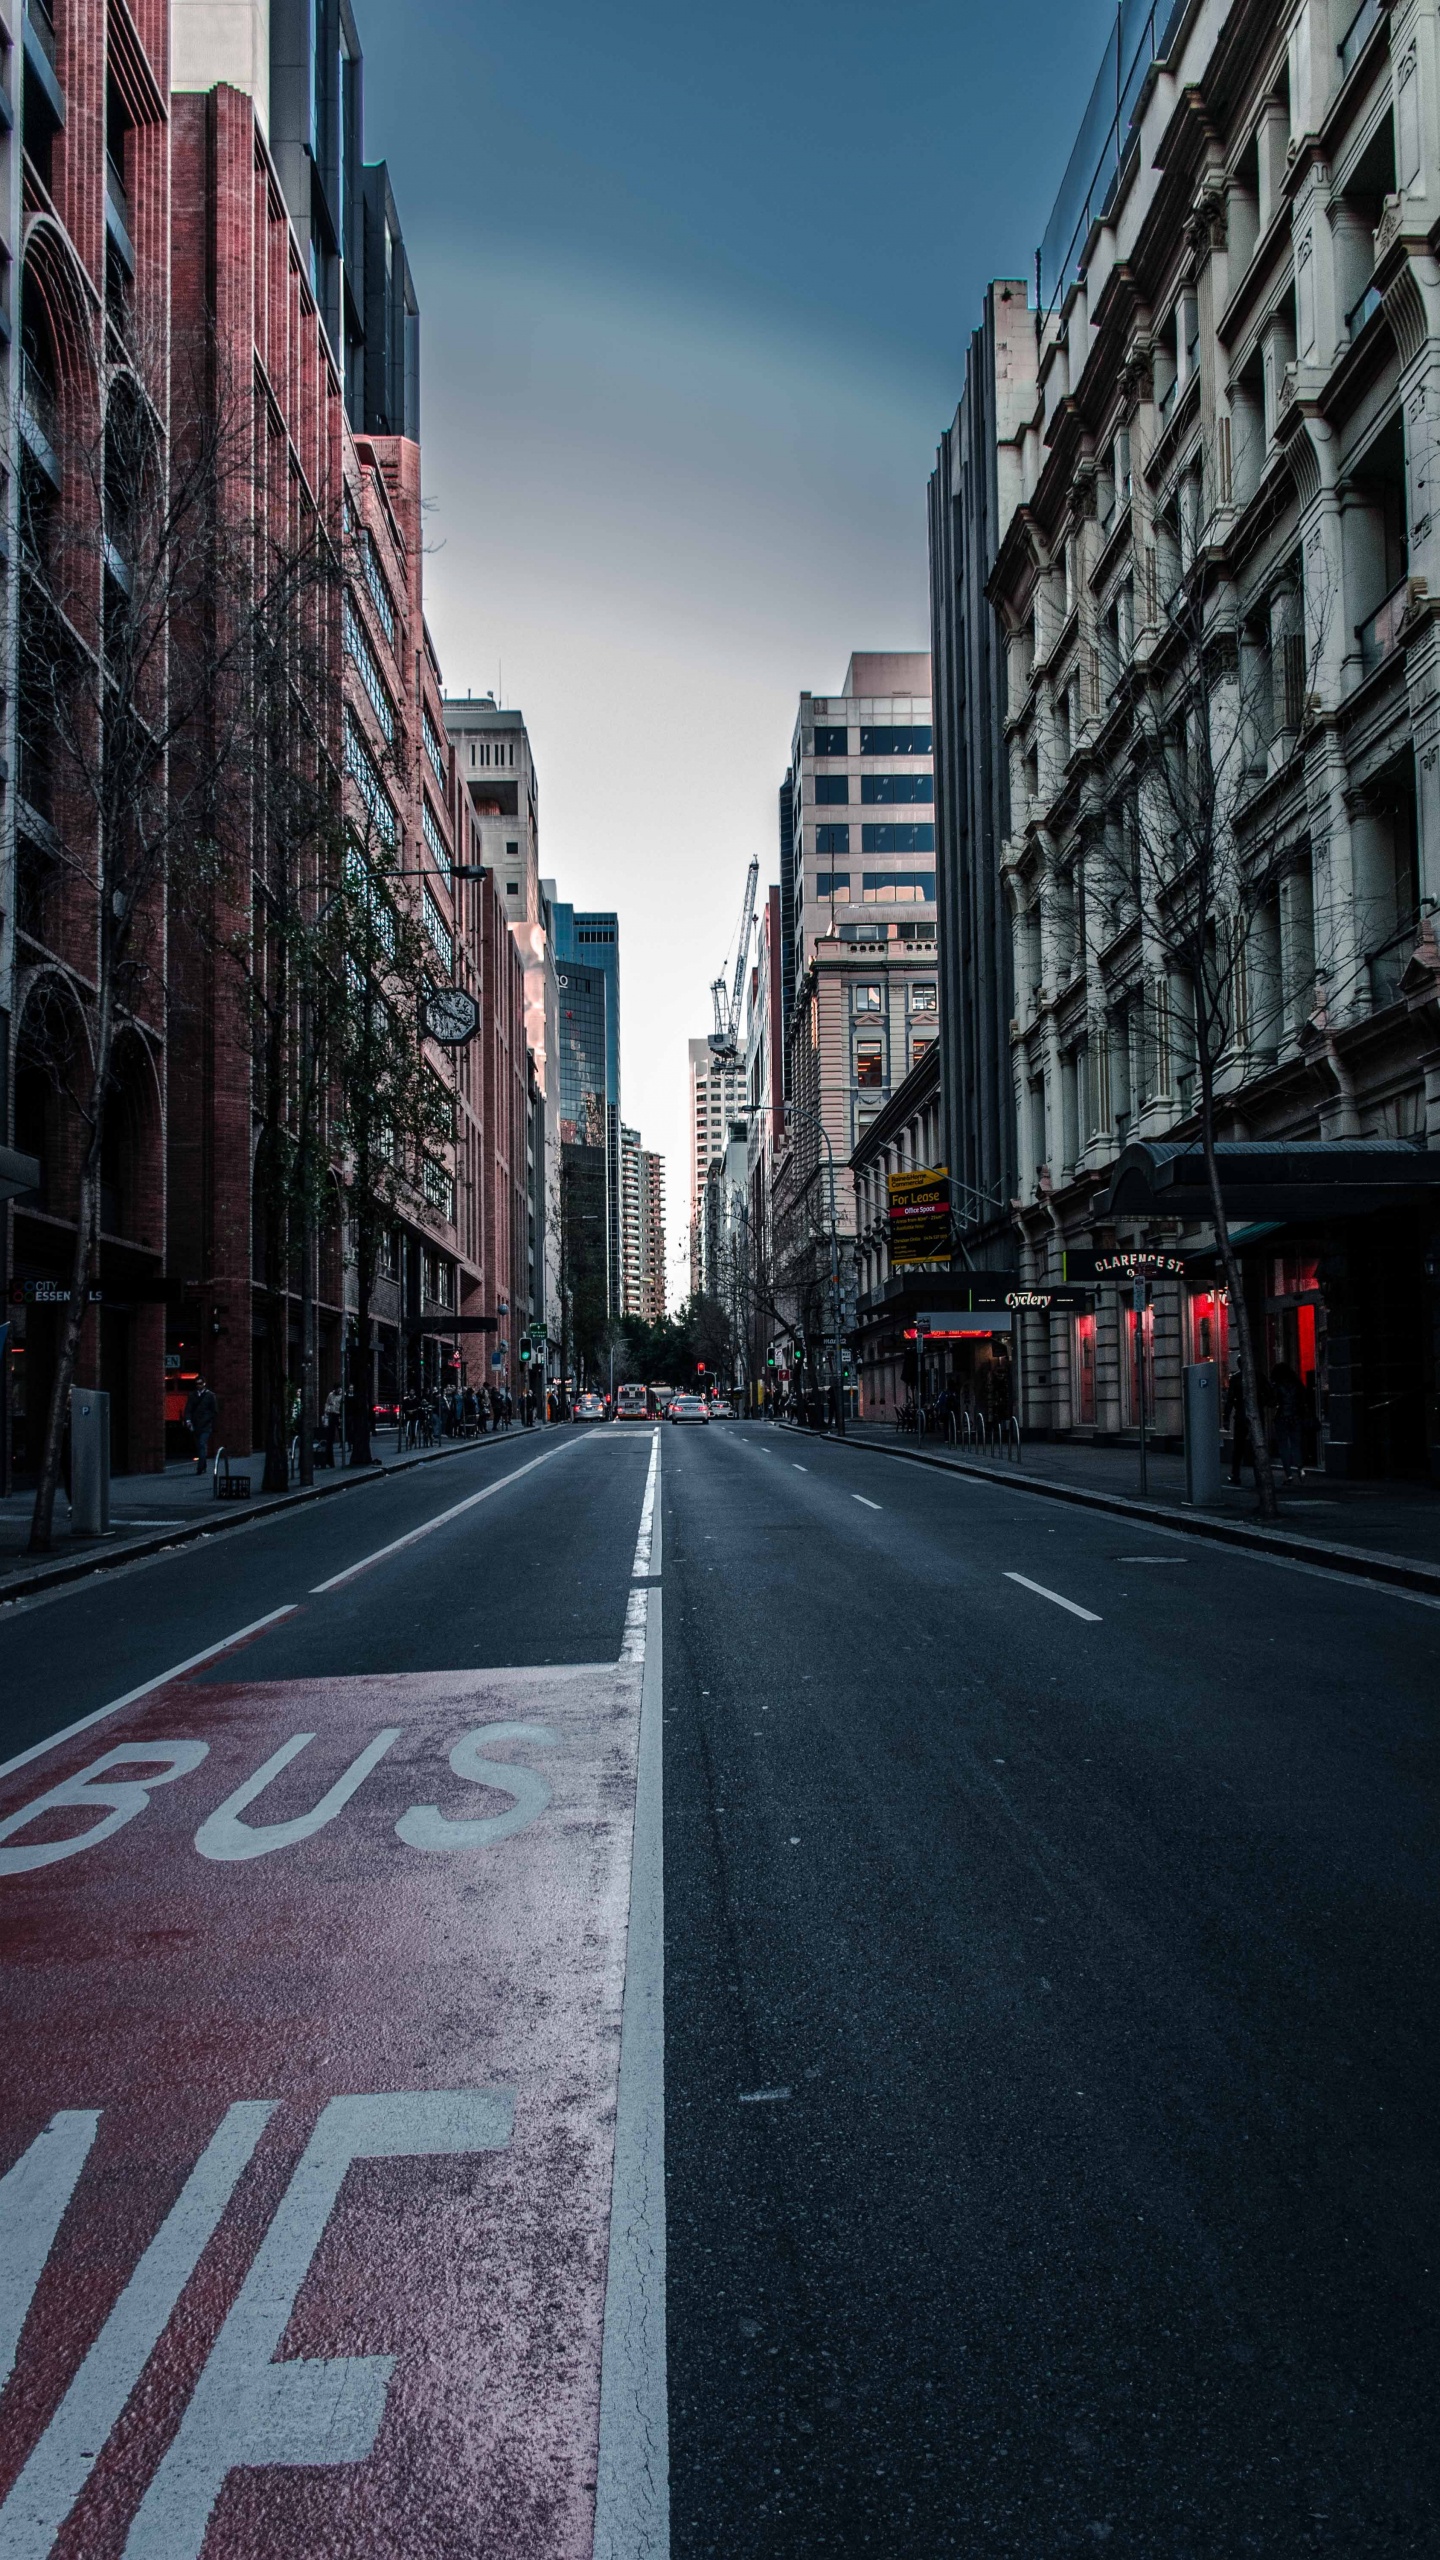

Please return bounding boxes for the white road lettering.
[0,2104,275,2558]
[395,1723,557,1851]
[1004,1572,1102,1624]
[194,1730,402,1863]
[0,2111,100,2391]
[123,2088,515,2560]
[0,1743,209,1878]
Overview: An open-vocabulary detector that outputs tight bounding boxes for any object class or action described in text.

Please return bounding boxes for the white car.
[668,1395,710,1425]
[709,1400,734,1419]
[573,1393,607,1422]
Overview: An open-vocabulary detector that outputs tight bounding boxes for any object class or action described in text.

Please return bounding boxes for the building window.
[854,1038,884,1089]
[862,824,935,855]
[361,531,396,647]
[344,713,396,846]
[423,708,447,792]
[852,983,883,1013]
[910,983,938,1011]
[423,886,453,972]
[859,726,931,755]
[862,873,934,902]
[816,824,850,855]
[814,773,849,804]
[423,1157,456,1221]
[343,595,395,744]
[422,796,452,886]
[910,1034,936,1066]
[814,725,849,756]
[861,772,933,804]
[816,871,850,897]
[506,879,519,896]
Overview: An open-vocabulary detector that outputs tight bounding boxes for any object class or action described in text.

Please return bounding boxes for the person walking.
[184,1377,218,1476]
[320,1385,342,1466]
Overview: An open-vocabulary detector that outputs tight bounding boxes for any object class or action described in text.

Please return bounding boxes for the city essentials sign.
[888,1166,951,1267]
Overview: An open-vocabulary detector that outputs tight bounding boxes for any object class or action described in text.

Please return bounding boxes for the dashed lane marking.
[852,1495,881,1512]
[1004,1571,1102,1624]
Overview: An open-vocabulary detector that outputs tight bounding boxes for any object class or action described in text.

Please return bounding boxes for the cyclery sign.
[887,1166,951,1268]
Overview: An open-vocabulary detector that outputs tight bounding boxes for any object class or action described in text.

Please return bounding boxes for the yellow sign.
[887,1166,951,1267]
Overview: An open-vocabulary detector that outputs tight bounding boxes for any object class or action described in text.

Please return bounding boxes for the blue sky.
[358,0,1116,1281]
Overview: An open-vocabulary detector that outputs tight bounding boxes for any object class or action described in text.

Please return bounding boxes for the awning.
[1104,1140,1440,1222]
[0,1145,41,1205]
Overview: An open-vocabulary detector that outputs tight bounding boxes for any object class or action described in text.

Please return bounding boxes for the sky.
[357,0,1117,1294]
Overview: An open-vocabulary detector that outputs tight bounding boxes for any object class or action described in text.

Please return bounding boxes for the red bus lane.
[0,1643,646,2558]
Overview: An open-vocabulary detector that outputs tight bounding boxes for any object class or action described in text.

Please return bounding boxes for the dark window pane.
[816,824,850,855]
[814,773,849,804]
[861,872,936,902]
[859,726,932,754]
[816,871,850,896]
[861,771,933,803]
[814,726,850,756]
[862,824,935,854]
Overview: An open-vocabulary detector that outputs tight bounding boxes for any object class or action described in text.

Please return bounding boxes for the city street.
[1,1421,1437,2555]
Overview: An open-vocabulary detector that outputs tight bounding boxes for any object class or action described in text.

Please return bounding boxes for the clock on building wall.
[423,985,480,1046]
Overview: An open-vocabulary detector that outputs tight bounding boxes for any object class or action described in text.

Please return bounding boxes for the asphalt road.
[0,1417,1435,2556]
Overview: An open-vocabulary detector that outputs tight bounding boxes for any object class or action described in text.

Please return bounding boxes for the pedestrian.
[184,1375,218,1475]
[320,1384,342,1465]
[1224,1359,1274,1485]
[1271,1360,1306,1483]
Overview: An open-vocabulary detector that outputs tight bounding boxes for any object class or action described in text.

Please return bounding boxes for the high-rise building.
[445,699,558,1342]
[621,1128,667,1325]
[929,286,1032,1269]
[689,1036,744,1295]
[771,655,937,1391]
[553,907,621,1316]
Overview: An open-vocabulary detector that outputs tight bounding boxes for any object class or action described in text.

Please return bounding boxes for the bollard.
[69,1387,111,1537]
[1183,1361,1221,1505]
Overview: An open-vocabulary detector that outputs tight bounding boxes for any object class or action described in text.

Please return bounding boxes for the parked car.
[573,1393,607,1422]
[668,1395,710,1425]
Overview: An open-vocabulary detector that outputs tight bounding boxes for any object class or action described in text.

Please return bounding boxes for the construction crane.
[708,857,759,1063]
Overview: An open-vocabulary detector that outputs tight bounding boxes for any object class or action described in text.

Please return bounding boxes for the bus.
[615,1382,651,1421]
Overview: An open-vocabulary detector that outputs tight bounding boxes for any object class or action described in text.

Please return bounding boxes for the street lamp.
[784,1104,846,1437]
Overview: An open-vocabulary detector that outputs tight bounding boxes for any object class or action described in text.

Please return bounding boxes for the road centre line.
[311,1440,575,1594]
[1005,1572,1102,1624]
[852,1495,881,1511]
[0,1608,300,1785]
[793,1464,807,1472]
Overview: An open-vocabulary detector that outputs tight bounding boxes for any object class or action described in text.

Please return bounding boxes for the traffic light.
[696,1361,706,1376]
[766,1351,776,1369]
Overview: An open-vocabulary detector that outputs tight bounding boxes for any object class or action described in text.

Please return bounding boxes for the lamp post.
[786,1104,845,1436]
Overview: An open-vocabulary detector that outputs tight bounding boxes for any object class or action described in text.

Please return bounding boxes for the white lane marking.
[631,1426,659,1580]
[311,1442,573,1593]
[0,1744,211,1877]
[194,1729,403,1863]
[793,1464,807,1473]
[621,1432,660,1662]
[0,1608,298,1786]
[1117,1556,1189,1564]
[125,2091,515,2560]
[738,2088,791,2105]
[0,2112,101,2393]
[0,2105,275,2558]
[1004,1572,1102,1624]
[852,1495,881,1511]
[596,1431,668,2560]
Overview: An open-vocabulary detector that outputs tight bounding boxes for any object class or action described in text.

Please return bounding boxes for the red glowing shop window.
[1073,1312,1096,1424]
[1189,1287,1229,1369]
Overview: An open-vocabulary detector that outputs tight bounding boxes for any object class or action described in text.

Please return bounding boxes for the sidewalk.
[792,1420,1440,1590]
[0,1425,537,1604]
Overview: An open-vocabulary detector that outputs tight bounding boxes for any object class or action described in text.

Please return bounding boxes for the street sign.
[887,1167,951,1267]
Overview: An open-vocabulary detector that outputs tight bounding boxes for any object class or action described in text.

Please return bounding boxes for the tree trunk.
[1199,1113,1278,1521]
[27,1136,101,1553]
[349,1210,376,1467]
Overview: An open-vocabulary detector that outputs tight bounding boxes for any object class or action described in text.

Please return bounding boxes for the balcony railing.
[25,0,56,69]
[1356,578,1410,676]
[1346,279,1382,340]
[1338,0,1383,79]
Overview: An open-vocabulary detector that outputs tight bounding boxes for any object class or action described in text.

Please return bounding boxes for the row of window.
[466,740,517,767]
[812,773,934,805]
[854,1032,936,1090]
[817,871,936,903]
[814,824,935,856]
[853,982,936,1014]
[813,726,932,757]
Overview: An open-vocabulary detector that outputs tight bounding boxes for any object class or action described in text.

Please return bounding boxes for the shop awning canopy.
[0,1145,40,1205]
[1105,1139,1440,1223]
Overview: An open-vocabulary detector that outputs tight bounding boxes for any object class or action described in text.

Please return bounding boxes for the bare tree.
[1085,504,1343,1519]
[17,319,260,1550]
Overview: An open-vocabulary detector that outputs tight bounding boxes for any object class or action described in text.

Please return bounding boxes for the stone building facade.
[989,0,1440,1480]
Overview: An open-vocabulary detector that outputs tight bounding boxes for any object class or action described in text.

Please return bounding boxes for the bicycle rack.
[213,1447,251,1502]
